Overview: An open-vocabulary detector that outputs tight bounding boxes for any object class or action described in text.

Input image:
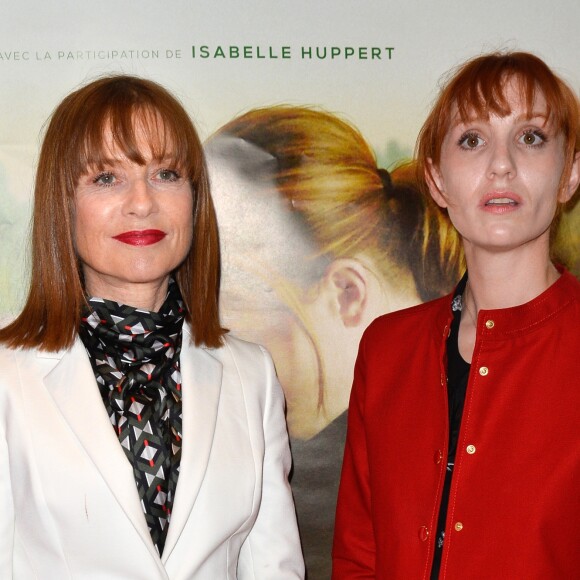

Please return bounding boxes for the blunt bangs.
[417,51,579,178]
[0,74,224,351]
[448,59,569,138]
[57,76,204,194]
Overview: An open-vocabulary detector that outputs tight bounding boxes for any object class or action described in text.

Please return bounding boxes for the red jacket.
[333,270,580,579]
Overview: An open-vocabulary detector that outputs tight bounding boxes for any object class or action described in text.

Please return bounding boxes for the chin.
[126,258,183,279]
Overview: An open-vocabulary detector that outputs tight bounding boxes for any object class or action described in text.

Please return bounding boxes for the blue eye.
[93,172,116,186]
[157,169,180,181]
[458,132,484,150]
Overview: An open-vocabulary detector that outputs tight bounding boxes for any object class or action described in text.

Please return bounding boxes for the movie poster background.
[1,1,578,577]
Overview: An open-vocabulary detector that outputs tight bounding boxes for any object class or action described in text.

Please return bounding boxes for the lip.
[479,191,523,213]
[112,230,166,246]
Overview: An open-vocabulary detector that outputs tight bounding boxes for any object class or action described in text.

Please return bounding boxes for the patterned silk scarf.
[78,279,185,556]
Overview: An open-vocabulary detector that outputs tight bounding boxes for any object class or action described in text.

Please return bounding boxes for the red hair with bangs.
[0,75,225,351]
[417,51,580,201]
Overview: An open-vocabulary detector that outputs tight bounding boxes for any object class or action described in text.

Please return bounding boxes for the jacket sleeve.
[237,346,305,579]
[332,334,376,578]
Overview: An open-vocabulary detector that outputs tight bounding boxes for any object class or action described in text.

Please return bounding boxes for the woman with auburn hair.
[333,51,580,579]
[204,107,462,579]
[0,76,304,579]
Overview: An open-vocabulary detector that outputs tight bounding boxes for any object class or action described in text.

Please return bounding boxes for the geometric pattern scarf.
[78,279,185,556]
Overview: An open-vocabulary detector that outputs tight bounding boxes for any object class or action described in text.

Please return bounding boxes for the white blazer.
[0,326,304,579]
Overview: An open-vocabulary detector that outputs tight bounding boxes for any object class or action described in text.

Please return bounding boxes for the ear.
[559,151,580,203]
[426,158,448,209]
[320,259,368,328]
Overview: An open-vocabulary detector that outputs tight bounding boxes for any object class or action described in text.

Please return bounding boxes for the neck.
[462,243,559,313]
[84,277,171,312]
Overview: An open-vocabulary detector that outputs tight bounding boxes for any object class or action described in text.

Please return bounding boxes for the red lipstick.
[113,230,166,246]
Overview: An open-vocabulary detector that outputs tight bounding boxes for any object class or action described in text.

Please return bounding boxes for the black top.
[78,279,185,556]
[431,279,471,579]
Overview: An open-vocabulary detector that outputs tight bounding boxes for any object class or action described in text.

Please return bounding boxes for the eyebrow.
[450,111,549,129]
[86,153,182,168]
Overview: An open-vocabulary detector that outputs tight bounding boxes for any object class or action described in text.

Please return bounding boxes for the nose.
[123,178,158,217]
[487,141,516,180]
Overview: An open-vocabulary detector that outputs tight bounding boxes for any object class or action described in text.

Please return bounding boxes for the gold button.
[466,444,476,454]
[479,366,489,376]
[454,522,464,532]
[418,526,430,541]
[485,319,494,329]
[434,449,443,464]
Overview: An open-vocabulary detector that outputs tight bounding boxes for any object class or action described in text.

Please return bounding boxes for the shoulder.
[207,332,271,369]
[223,333,270,360]
[561,269,580,299]
[0,341,69,364]
[183,324,273,375]
[0,345,43,410]
[202,332,277,392]
[552,270,580,324]
[0,341,77,398]
[534,268,580,326]
[0,344,40,376]
[208,334,285,421]
[363,294,452,345]
[0,345,19,392]
[353,295,453,369]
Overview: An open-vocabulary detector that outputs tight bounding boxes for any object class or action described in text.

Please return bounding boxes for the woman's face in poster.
[206,138,329,439]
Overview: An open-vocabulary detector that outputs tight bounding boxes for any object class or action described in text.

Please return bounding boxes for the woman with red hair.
[0,75,304,579]
[333,51,580,579]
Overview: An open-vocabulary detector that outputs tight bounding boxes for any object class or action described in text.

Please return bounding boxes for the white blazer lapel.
[41,339,157,555]
[162,329,223,562]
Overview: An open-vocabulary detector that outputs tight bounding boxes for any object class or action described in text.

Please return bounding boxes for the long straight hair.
[0,75,225,351]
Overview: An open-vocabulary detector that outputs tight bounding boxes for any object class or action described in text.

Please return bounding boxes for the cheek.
[73,200,103,253]
[160,194,194,259]
[176,209,194,244]
[173,191,194,236]
[527,163,564,201]
[441,162,470,192]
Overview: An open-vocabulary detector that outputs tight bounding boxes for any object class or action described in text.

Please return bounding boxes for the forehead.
[86,110,178,167]
[450,78,549,128]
